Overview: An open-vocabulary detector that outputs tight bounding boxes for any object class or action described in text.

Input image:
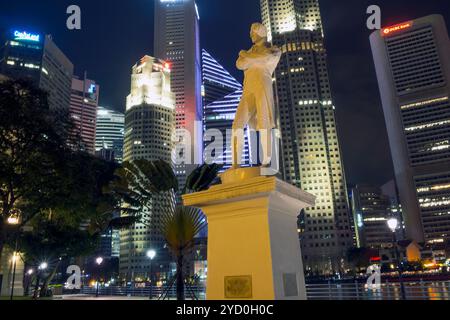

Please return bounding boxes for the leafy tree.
[0,79,71,261]
[0,79,151,298]
[18,218,99,298]
[8,151,122,298]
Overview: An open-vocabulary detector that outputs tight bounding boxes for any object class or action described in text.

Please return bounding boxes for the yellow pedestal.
[183,168,315,300]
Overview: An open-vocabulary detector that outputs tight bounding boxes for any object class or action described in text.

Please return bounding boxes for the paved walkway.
[58,295,155,300]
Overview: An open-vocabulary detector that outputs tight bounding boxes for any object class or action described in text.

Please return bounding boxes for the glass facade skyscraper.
[120,56,175,281]
[154,0,203,190]
[69,76,99,155]
[260,0,353,272]
[201,49,251,171]
[204,90,253,172]
[371,15,450,245]
[352,185,401,250]
[95,106,125,163]
[201,49,242,106]
[0,29,73,112]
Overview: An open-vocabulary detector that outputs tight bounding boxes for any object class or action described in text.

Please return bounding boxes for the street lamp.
[95,257,103,297]
[9,252,19,300]
[24,269,34,296]
[7,216,20,225]
[39,262,48,270]
[387,217,406,300]
[7,211,20,301]
[96,257,103,265]
[387,218,398,233]
[147,249,156,300]
[33,262,48,299]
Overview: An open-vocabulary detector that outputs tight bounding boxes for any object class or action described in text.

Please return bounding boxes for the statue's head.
[250,23,268,44]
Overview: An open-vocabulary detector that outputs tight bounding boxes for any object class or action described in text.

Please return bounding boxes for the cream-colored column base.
[183,168,315,300]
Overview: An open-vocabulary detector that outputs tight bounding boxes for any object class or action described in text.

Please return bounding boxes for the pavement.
[58,295,156,300]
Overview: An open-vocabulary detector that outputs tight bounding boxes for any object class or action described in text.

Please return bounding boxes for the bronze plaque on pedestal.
[224,275,252,299]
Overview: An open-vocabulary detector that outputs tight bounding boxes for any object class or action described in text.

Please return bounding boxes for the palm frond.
[134,159,178,193]
[108,216,140,230]
[160,206,206,255]
[183,163,222,194]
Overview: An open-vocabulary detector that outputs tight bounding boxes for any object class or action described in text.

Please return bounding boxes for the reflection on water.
[307,281,450,300]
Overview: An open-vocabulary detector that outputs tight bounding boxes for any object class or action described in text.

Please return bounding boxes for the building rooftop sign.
[381,22,413,36]
[13,30,41,42]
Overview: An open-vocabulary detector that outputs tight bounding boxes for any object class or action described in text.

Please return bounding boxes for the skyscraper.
[201,49,250,171]
[370,15,450,245]
[352,184,402,250]
[95,106,125,163]
[154,0,203,189]
[201,49,242,106]
[69,75,99,154]
[261,0,323,42]
[0,29,73,112]
[97,229,120,259]
[120,55,175,280]
[260,0,353,272]
[204,90,253,171]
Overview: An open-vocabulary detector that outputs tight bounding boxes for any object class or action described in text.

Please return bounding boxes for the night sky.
[1,0,449,186]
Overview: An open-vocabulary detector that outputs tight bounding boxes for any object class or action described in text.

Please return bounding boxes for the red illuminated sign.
[370,256,381,262]
[382,22,413,36]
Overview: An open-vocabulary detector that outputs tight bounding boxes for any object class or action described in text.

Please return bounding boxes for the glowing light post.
[147,250,156,300]
[95,257,103,297]
[7,211,20,301]
[9,252,19,300]
[387,218,406,300]
[33,262,48,299]
[24,269,34,296]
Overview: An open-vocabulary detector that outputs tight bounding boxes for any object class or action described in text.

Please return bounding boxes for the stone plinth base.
[183,169,315,300]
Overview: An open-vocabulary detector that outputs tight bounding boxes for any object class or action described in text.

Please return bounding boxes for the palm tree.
[163,164,220,300]
[119,161,220,300]
[161,206,205,300]
[102,159,178,227]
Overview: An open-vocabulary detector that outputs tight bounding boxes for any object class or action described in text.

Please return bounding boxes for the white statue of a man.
[232,23,281,169]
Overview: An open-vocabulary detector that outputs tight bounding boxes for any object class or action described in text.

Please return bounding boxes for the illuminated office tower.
[69,76,99,154]
[0,29,73,112]
[204,90,253,171]
[154,0,203,189]
[95,106,125,163]
[120,56,175,280]
[260,0,323,42]
[201,49,249,170]
[370,15,450,245]
[260,0,353,272]
[352,185,402,250]
[201,49,242,106]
